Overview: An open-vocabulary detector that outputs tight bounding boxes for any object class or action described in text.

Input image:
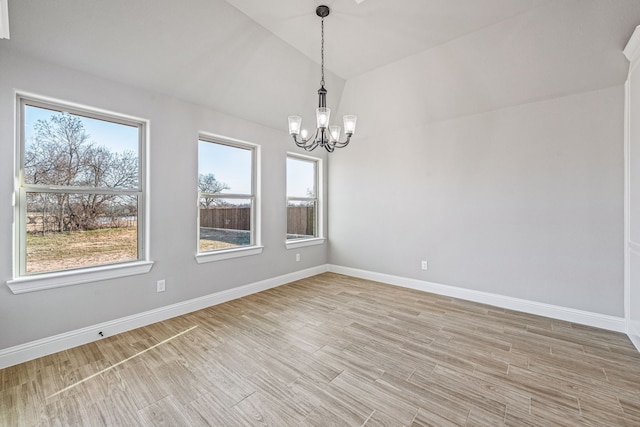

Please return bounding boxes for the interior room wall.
[625,28,640,348]
[330,87,624,316]
[330,1,631,318]
[0,47,328,351]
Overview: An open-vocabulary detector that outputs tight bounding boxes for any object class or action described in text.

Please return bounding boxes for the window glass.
[18,98,144,276]
[25,192,138,273]
[198,138,256,253]
[286,157,316,198]
[198,141,251,194]
[287,155,319,240]
[24,105,139,188]
[287,200,316,240]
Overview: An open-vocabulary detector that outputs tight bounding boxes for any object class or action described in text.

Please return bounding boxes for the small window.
[287,154,320,241]
[197,136,260,260]
[15,96,147,280]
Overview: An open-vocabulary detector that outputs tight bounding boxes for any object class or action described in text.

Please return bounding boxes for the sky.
[198,140,252,194]
[24,105,139,155]
[286,156,316,198]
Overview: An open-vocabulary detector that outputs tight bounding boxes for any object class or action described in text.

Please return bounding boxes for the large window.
[13,96,148,286]
[286,154,321,244]
[197,135,260,261]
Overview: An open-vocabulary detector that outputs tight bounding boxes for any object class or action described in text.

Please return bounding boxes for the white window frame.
[195,133,262,263]
[285,153,325,249]
[7,94,152,294]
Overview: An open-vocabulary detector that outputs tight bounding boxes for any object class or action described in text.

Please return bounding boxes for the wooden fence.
[200,206,315,236]
[200,207,251,231]
[287,206,315,237]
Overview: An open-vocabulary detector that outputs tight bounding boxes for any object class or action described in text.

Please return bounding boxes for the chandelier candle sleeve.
[344,116,357,135]
[287,5,357,152]
[288,116,302,135]
[316,107,330,128]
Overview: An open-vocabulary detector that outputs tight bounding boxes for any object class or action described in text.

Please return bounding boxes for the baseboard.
[328,265,627,333]
[0,265,328,370]
[1,263,632,370]
[629,321,640,352]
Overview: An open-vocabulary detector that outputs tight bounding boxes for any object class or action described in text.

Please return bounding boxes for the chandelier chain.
[320,17,325,87]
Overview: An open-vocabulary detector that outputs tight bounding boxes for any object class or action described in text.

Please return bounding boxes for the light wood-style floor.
[2,273,640,426]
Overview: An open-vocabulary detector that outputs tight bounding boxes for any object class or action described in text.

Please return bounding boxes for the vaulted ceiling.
[224,0,551,80]
[2,0,640,132]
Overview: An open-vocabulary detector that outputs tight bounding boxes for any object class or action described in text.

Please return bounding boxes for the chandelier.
[288,5,357,152]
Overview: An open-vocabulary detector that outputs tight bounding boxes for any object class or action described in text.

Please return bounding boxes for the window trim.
[195,133,262,263]
[7,261,154,294]
[8,93,152,294]
[285,152,324,249]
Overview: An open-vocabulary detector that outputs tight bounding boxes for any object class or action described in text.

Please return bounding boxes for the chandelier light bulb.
[329,125,341,142]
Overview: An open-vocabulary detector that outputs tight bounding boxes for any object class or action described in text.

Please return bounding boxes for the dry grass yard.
[26,227,240,273]
[1,273,640,426]
[198,239,237,252]
[26,228,138,274]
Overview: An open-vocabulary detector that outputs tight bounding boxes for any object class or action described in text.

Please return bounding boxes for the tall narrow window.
[197,136,260,260]
[287,154,320,241]
[15,96,146,279]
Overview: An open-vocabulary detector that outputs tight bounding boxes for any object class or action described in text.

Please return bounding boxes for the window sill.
[195,246,264,264]
[285,237,326,250]
[6,261,154,294]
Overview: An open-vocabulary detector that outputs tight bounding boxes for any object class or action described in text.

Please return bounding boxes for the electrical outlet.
[296,253,301,262]
[157,279,166,292]
[421,260,428,271]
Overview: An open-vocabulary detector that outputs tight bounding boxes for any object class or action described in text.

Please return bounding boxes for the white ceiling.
[224,0,551,79]
[2,0,640,132]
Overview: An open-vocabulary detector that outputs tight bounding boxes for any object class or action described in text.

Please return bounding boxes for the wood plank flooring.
[1,272,640,426]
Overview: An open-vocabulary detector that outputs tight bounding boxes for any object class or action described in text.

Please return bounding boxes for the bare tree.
[24,113,138,232]
[198,173,230,208]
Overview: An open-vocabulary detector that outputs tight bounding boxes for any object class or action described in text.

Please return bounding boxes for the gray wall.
[627,36,640,342]
[330,1,631,317]
[0,48,328,350]
[330,87,624,316]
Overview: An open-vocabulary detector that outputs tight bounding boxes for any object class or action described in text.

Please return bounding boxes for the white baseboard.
[328,265,627,333]
[629,321,640,352]
[0,265,328,370]
[1,263,633,370]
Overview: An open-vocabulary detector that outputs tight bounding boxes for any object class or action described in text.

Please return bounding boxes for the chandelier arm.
[295,137,318,151]
[305,136,320,151]
[293,127,323,149]
[293,128,317,146]
[331,135,352,148]
[293,135,305,148]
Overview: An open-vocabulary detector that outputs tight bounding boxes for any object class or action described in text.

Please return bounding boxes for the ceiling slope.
[224,0,551,80]
[1,0,344,131]
[2,0,640,132]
